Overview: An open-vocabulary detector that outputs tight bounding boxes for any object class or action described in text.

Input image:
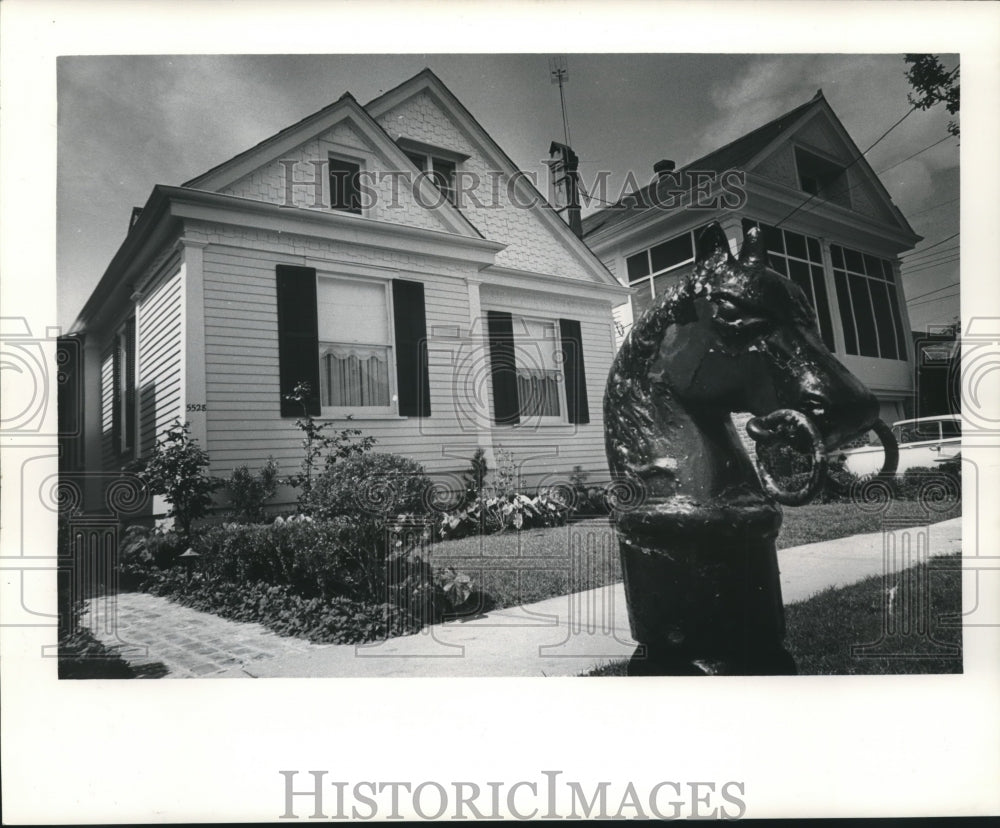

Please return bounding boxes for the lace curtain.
[517,368,560,417]
[320,344,390,407]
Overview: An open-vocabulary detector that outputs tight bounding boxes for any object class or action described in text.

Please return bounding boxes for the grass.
[583,552,963,676]
[434,500,961,611]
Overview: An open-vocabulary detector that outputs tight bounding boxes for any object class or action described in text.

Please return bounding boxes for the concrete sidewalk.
[85,517,961,679]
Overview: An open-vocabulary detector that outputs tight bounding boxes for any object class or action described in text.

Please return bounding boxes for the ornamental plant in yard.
[227,457,280,523]
[135,420,222,539]
[284,381,376,501]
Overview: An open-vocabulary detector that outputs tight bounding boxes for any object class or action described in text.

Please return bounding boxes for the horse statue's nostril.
[799,393,828,420]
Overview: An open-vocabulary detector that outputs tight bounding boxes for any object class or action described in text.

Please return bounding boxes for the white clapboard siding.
[202,244,481,478]
[137,264,184,457]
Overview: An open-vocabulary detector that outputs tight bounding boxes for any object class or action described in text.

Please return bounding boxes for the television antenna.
[549,56,572,147]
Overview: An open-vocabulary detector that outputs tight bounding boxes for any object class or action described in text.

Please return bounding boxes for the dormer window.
[397,138,467,207]
[795,147,849,209]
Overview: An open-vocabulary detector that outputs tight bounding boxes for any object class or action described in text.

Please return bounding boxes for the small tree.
[283,381,376,504]
[138,420,221,539]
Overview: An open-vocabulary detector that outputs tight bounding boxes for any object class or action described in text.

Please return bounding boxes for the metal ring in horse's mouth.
[746,412,900,505]
[746,409,827,506]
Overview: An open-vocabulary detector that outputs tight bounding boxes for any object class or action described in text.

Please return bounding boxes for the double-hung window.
[317,277,393,413]
[514,317,564,421]
[831,244,908,360]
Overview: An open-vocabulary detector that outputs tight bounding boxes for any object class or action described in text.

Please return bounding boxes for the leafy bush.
[227,458,279,523]
[439,491,569,540]
[145,571,421,644]
[117,525,185,589]
[134,420,222,538]
[301,452,433,520]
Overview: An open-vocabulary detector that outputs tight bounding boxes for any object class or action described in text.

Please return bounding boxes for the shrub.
[284,381,376,501]
[146,571,421,644]
[302,452,433,520]
[117,525,186,590]
[227,457,279,523]
[191,515,440,621]
[134,420,222,538]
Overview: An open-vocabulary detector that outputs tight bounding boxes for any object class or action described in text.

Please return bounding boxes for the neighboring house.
[910,327,961,420]
[62,69,628,514]
[583,90,923,427]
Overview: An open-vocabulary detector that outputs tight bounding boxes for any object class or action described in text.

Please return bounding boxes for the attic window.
[328,156,362,214]
[795,148,850,208]
[404,150,458,206]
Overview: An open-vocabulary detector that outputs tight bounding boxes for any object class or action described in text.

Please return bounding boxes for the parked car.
[837,415,961,477]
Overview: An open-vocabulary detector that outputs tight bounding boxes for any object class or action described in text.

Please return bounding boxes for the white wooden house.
[64,69,627,513]
[583,90,923,426]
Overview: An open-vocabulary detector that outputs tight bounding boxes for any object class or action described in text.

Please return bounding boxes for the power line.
[874,134,954,176]
[900,231,960,259]
[905,279,960,303]
[902,256,960,277]
[906,196,959,218]
[908,289,959,309]
[902,244,960,266]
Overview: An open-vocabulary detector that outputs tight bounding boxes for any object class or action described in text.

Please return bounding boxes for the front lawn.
[584,552,963,676]
[434,500,961,610]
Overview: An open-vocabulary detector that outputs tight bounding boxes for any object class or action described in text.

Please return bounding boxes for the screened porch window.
[317,277,392,410]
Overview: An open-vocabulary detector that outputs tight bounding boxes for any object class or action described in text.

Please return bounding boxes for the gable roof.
[582,90,916,241]
[365,68,623,289]
[182,89,484,240]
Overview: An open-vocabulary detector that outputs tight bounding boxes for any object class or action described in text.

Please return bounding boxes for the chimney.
[653,159,676,179]
[129,206,144,232]
[547,141,583,239]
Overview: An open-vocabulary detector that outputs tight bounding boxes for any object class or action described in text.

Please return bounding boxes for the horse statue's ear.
[695,222,734,265]
[739,224,767,270]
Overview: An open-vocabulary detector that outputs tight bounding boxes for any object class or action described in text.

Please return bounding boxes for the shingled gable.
[181,91,483,240]
[583,90,917,242]
[365,68,621,289]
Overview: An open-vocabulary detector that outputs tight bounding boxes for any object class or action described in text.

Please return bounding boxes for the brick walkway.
[82,592,321,678]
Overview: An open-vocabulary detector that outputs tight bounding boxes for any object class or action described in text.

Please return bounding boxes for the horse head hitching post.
[604,222,898,675]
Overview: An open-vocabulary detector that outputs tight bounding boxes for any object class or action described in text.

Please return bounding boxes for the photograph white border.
[2,0,998,821]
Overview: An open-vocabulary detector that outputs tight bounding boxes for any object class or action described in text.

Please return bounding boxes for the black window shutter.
[275,265,321,417]
[559,318,590,425]
[124,316,137,450]
[486,311,520,425]
[391,279,431,417]
[111,342,122,451]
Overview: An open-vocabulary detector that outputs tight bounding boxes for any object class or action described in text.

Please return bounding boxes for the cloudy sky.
[58,53,960,332]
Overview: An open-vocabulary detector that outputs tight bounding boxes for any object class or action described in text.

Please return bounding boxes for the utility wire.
[908,289,959,309]
[900,231,960,259]
[902,244,960,266]
[902,256,960,277]
[904,280,961,303]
